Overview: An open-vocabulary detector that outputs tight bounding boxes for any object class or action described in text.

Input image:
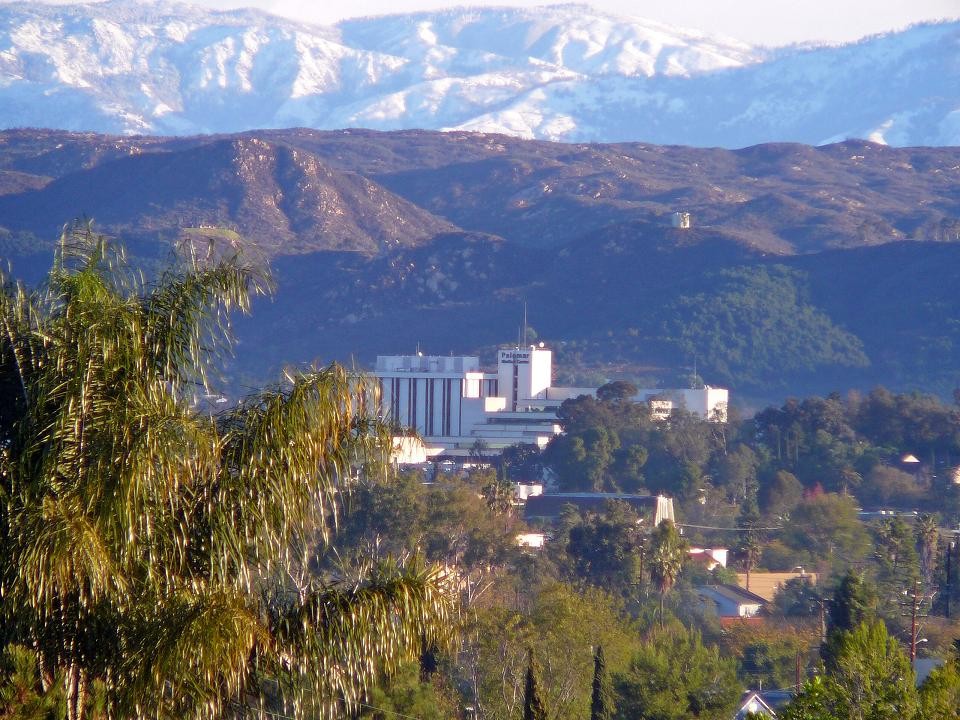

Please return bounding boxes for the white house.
[697,584,767,619]
[734,690,794,719]
[513,483,543,502]
[516,532,546,549]
[689,547,729,569]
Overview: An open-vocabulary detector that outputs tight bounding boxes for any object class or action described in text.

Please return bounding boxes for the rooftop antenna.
[523,301,528,347]
[516,304,521,349]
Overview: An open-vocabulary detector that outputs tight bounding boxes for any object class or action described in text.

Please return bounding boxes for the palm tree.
[648,520,687,629]
[0,223,455,720]
[735,498,763,592]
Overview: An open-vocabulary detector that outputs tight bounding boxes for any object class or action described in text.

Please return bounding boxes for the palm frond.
[209,367,389,588]
[144,259,268,394]
[116,586,270,720]
[271,558,457,719]
[13,495,122,608]
[0,227,454,720]
[0,273,42,425]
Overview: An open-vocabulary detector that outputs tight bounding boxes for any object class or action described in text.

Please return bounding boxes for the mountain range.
[0,0,959,147]
[2,127,960,406]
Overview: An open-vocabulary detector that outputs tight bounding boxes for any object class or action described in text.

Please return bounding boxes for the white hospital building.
[375,344,728,458]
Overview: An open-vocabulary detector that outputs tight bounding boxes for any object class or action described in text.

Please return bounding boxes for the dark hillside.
[1,128,959,402]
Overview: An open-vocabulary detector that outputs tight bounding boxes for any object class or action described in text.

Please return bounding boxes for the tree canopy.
[0,225,454,720]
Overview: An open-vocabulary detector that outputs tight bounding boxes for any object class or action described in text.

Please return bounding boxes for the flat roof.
[524,493,662,519]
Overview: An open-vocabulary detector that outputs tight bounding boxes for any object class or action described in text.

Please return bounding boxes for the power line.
[358,703,425,720]
[230,701,425,720]
[677,522,783,532]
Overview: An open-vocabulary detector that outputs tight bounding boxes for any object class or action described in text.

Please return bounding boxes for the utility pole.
[948,539,954,620]
[816,596,827,645]
[910,581,920,662]
[795,651,802,692]
[900,579,926,663]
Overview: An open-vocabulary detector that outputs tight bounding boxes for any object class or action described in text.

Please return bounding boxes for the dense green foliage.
[613,627,741,720]
[917,659,960,720]
[782,622,919,720]
[546,384,960,523]
[659,266,868,390]
[357,663,455,720]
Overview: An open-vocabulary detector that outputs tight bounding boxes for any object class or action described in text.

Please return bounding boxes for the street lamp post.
[948,538,955,619]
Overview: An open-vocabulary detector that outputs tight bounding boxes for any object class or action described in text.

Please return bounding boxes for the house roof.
[736,690,795,718]
[735,572,817,602]
[699,584,768,606]
[523,493,660,519]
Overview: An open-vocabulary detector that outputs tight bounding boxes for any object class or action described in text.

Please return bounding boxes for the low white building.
[513,483,543,502]
[637,387,729,422]
[516,532,546,549]
[696,584,767,619]
[374,344,728,457]
[689,547,729,569]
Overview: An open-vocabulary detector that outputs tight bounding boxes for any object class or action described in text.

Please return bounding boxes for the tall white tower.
[497,346,552,411]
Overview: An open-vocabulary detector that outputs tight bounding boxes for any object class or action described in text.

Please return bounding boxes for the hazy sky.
[199,0,960,46]
[7,0,958,45]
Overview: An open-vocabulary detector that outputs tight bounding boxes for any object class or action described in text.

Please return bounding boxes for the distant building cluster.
[375,343,728,459]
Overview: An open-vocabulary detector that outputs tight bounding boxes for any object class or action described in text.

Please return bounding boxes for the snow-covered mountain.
[0,0,958,146]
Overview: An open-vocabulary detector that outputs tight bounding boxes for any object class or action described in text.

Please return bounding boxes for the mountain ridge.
[1,128,960,403]
[4,128,960,257]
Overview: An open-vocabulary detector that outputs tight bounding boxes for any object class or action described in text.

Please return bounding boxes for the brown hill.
[0,134,456,254]
[2,129,960,257]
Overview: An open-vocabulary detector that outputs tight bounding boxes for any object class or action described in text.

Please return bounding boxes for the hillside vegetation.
[1,128,959,401]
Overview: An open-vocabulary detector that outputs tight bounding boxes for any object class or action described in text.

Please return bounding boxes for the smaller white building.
[513,483,543,502]
[688,547,728,569]
[516,532,546,549]
[390,436,439,465]
[637,386,728,422]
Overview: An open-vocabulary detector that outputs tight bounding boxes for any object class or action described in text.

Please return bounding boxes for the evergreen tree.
[523,650,548,720]
[828,571,876,634]
[590,645,614,720]
[824,571,877,666]
[915,513,940,590]
[918,658,960,720]
[614,627,740,720]
[782,621,918,720]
